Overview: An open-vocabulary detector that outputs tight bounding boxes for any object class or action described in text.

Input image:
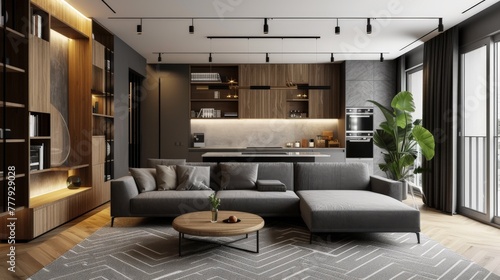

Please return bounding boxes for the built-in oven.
[346,107,374,159]
[346,107,374,132]
[346,132,374,158]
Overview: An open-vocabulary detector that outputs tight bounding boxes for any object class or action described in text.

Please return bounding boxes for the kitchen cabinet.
[308,90,332,118]
[192,63,341,119]
[239,90,287,118]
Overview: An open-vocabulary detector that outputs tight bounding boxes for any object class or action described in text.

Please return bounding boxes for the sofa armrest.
[111,176,140,217]
[370,175,403,201]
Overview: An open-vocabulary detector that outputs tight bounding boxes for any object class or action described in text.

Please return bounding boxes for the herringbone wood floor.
[1,198,500,280]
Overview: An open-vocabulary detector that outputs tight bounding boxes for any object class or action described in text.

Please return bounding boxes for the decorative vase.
[211,208,218,223]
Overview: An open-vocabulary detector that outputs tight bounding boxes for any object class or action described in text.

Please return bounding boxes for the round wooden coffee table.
[172,210,264,256]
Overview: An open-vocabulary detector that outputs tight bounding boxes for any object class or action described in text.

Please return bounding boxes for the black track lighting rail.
[109,16,442,20]
[206,36,321,39]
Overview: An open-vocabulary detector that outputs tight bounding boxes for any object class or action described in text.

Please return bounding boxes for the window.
[406,66,424,194]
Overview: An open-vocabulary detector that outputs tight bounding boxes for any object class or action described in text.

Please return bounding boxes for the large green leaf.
[391,91,415,113]
[395,109,413,129]
[412,125,435,160]
[368,100,395,127]
[373,129,396,151]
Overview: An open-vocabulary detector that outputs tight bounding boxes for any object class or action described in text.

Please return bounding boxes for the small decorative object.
[223,216,241,223]
[208,193,220,223]
[66,176,81,189]
[229,215,238,223]
[308,139,315,148]
[106,141,111,156]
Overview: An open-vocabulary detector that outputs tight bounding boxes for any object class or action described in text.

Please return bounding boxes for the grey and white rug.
[30,218,499,280]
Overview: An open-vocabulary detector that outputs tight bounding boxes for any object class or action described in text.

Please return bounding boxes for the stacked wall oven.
[345,107,374,173]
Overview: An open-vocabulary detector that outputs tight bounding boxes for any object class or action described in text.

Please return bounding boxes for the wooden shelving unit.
[190,65,239,119]
[92,20,114,183]
[1,0,101,240]
[1,0,30,240]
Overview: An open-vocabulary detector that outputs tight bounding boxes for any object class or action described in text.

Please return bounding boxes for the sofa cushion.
[255,162,294,191]
[220,163,259,190]
[176,165,211,190]
[294,163,370,191]
[256,180,286,192]
[186,162,221,191]
[156,165,177,190]
[216,190,300,217]
[297,190,420,233]
[147,158,186,168]
[130,190,214,216]
[129,168,156,193]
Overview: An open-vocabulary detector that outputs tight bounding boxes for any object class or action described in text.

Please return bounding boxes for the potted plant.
[368,91,435,205]
[208,193,221,223]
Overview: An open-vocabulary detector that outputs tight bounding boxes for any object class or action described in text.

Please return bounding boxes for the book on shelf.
[29,114,39,137]
[197,108,215,118]
[32,14,42,38]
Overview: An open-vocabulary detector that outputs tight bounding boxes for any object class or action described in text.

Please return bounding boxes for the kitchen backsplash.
[191,119,339,147]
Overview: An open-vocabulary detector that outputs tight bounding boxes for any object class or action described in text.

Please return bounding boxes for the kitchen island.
[201,151,331,163]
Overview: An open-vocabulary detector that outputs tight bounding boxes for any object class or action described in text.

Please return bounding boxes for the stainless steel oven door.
[346,114,374,132]
[346,137,373,158]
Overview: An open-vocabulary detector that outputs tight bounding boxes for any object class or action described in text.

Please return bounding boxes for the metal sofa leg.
[416,232,420,244]
[111,217,115,227]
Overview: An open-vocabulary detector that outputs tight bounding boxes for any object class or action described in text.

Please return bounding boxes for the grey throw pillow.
[257,180,287,192]
[130,168,156,193]
[176,165,211,190]
[156,165,177,190]
[220,163,259,190]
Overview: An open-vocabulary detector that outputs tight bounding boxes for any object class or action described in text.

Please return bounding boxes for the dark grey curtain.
[422,27,458,214]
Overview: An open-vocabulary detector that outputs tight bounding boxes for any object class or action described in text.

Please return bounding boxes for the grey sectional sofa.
[110,160,420,243]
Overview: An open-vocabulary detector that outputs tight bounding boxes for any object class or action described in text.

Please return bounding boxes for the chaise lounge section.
[294,162,421,243]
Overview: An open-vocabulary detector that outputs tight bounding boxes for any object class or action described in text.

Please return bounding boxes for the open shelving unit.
[92,20,114,182]
[190,65,239,119]
[1,0,30,226]
[0,0,110,240]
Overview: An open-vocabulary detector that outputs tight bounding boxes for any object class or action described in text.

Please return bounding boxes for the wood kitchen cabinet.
[194,63,341,119]
[239,90,287,118]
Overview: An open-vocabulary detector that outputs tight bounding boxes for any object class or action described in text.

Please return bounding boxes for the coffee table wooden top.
[172,211,264,237]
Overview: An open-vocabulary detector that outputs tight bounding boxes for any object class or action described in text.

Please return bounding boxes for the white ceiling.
[65,0,500,64]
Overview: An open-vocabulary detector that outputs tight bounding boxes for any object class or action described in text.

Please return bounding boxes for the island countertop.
[201,151,330,163]
[202,152,330,157]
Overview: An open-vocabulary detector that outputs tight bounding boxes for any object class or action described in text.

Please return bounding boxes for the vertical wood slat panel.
[29,37,50,113]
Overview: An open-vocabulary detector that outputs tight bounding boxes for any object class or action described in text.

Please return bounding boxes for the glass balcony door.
[459,41,495,224]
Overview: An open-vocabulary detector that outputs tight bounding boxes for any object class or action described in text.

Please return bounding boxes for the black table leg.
[256,230,259,253]
[178,232,182,256]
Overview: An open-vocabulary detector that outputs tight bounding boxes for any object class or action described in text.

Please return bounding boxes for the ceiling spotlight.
[380,53,384,62]
[189,18,194,34]
[330,53,334,63]
[266,53,269,63]
[209,53,212,63]
[137,18,142,34]
[438,18,444,32]
[158,53,162,62]
[335,19,340,35]
[366,18,372,34]
[263,18,269,34]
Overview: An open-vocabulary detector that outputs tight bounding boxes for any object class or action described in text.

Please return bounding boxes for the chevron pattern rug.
[30,218,499,280]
